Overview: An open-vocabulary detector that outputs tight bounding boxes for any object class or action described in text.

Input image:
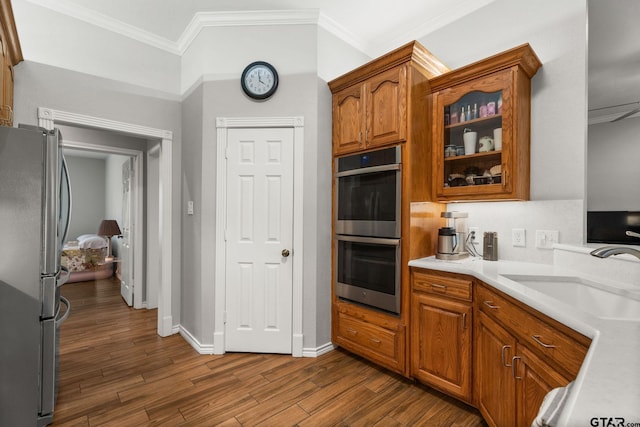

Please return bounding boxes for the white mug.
[493,128,502,151]
[463,129,477,155]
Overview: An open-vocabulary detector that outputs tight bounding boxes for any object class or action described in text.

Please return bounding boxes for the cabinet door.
[332,83,364,155]
[433,69,519,201]
[411,292,472,402]
[365,65,407,149]
[476,311,517,427]
[514,345,570,427]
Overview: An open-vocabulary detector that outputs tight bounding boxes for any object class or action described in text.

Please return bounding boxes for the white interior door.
[120,158,134,306]
[225,127,294,354]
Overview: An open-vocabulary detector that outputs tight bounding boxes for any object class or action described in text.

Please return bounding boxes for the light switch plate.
[536,230,559,249]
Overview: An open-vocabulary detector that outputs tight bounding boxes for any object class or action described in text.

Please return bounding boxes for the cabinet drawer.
[336,312,398,359]
[412,270,472,301]
[477,285,589,377]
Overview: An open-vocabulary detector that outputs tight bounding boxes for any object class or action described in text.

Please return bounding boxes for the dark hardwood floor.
[54,278,486,426]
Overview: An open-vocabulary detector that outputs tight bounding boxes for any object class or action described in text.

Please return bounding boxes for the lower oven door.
[335,235,401,314]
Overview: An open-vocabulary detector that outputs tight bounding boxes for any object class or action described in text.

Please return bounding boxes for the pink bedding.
[61,235,114,282]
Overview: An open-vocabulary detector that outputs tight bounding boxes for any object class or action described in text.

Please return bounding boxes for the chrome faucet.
[591,231,640,260]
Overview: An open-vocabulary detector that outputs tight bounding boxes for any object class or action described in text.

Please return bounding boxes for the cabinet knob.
[281,249,290,257]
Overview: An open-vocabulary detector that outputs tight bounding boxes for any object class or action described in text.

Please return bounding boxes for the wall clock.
[241,61,279,100]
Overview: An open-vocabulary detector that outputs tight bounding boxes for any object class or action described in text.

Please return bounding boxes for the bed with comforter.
[61,234,114,283]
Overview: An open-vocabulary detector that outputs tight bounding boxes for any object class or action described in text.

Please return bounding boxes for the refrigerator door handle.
[61,154,72,245]
[57,266,70,288]
[55,296,70,327]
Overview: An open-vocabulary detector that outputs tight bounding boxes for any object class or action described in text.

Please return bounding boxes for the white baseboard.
[179,325,216,354]
[177,326,334,358]
[302,341,335,357]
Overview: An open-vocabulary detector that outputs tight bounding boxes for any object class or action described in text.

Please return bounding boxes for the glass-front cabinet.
[430,44,542,201]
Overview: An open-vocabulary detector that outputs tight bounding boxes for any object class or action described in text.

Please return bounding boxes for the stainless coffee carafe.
[436,211,469,260]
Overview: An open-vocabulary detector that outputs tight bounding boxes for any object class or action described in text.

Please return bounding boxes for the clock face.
[241,62,279,99]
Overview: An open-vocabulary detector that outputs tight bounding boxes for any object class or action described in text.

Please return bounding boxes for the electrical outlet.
[512,228,526,247]
[469,227,481,248]
[536,230,559,249]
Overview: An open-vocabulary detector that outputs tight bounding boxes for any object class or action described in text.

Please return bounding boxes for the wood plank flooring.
[54,278,487,426]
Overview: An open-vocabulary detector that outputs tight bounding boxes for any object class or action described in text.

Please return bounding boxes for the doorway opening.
[38,107,175,337]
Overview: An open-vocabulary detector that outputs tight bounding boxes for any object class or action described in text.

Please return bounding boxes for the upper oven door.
[335,146,401,238]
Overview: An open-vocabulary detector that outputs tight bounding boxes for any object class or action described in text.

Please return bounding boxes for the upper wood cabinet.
[429,44,541,201]
[332,65,407,155]
[329,41,449,157]
[0,0,23,127]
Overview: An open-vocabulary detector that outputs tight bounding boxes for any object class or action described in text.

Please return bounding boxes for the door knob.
[281,249,290,257]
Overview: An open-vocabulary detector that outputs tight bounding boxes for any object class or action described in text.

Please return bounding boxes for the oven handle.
[335,163,401,178]
[336,235,400,246]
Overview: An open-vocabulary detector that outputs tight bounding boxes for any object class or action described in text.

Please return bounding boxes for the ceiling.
[588,0,640,123]
[13,0,637,124]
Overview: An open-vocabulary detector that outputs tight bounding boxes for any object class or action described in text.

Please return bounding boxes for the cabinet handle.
[501,345,512,367]
[431,283,447,292]
[358,131,362,144]
[369,338,381,345]
[531,335,556,349]
[346,328,358,336]
[483,301,499,310]
[511,356,522,380]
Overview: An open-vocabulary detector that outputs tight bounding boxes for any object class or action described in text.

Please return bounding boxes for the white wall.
[64,155,106,240]
[587,117,640,211]
[12,0,181,96]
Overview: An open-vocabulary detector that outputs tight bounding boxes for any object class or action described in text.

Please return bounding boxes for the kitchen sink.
[501,275,640,320]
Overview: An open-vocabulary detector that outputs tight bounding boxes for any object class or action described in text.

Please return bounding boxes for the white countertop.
[408,254,640,426]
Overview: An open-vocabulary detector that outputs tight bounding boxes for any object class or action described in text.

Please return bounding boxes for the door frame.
[214,116,304,356]
[38,107,175,337]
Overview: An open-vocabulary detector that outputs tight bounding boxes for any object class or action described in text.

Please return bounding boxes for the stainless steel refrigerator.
[0,125,71,426]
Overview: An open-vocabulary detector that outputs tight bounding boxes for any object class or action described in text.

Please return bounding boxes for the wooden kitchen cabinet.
[476,311,517,427]
[333,301,406,375]
[410,268,473,402]
[329,41,449,156]
[329,41,448,377]
[475,283,591,427]
[332,65,407,155]
[514,345,570,427]
[0,0,23,127]
[429,44,541,201]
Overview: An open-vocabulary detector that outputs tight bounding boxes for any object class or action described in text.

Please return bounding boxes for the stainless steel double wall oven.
[335,146,402,314]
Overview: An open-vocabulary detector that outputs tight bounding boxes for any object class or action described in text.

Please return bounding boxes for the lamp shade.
[98,220,121,237]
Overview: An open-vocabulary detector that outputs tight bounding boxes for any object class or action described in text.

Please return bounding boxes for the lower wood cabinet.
[408,269,591,427]
[476,311,517,427]
[333,302,406,375]
[410,268,473,402]
[475,283,590,427]
[515,345,570,427]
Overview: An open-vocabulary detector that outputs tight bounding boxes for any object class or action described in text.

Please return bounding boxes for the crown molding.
[177,9,320,53]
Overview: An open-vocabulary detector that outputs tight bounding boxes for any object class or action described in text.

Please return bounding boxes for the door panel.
[120,158,133,306]
[225,127,294,354]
